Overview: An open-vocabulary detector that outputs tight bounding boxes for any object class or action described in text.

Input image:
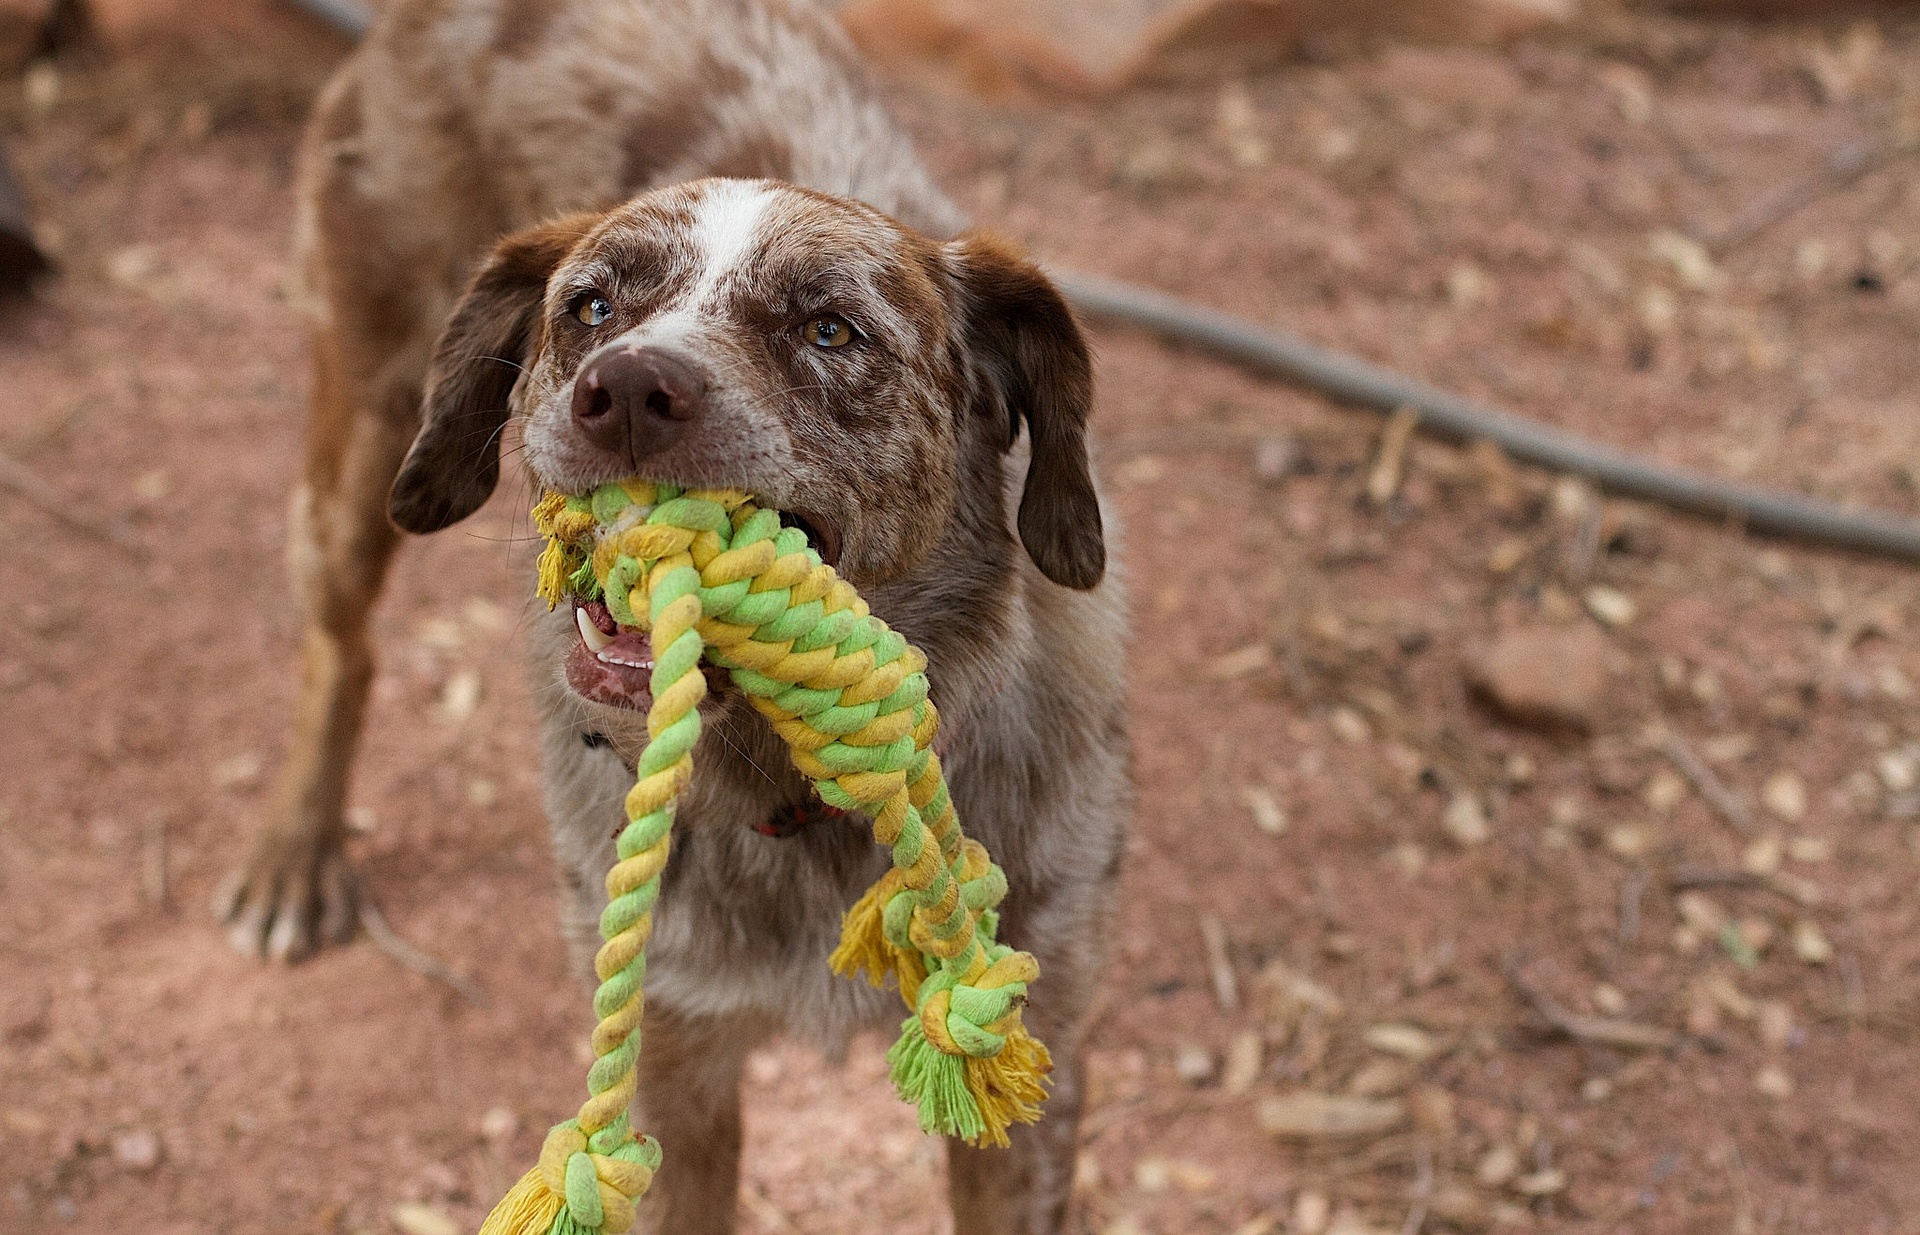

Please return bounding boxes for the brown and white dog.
[215,2,1129,1230]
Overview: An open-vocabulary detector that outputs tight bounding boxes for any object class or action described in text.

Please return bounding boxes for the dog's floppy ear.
[946,232,1104,590]
[389,213,598,534]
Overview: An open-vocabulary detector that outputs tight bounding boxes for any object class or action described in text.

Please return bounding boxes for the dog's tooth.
[575,606,612,652]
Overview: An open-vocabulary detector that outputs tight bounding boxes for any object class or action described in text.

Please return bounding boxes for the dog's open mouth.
[556,497,840,712]
[564,598,733,711]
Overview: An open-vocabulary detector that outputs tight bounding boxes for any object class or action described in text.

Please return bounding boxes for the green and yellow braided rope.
[480,480,1049,1235]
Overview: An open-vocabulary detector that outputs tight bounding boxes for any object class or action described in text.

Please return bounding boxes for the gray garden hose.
[282,0,1920,565]
[1056,270,1920,562]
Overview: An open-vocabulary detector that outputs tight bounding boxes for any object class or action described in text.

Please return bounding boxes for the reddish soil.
[5,6,1920,1234]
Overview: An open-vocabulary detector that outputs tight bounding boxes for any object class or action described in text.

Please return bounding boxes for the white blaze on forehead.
[685,179,775,308]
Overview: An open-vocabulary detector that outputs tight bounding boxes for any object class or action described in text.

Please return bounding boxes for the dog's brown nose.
[570,345,706,463]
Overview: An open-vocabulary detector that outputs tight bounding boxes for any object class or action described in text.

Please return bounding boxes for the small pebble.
[1605,823,1655,860]
[1583,585,1638,627]
[111,1129,162,1173]
[1293,1190,1331,1235]
[437,669,483,724]
[1329,707,1371,744]
[1754,1066,1794,1099]
[1514,1168,1568,1196]
[1592,983,1627,1016]
[1443,793,1491,847]
[1221,1030,1263,1096]
[1363,1022,1440,1062]
[480,1106,518,1141]
[1241,785,1288,836]
[1476,1143,1519,1188]
[1757,1001,1793,1050]
[1676,891,1727,934]
[1741,833,1784,876]
[1787,834,1833,863]
[1878,748,1919,792]
[392,1204,460,1235]
[1642,769,1687,813]
[1251,435,1301,485]
[1791,919,1833,965]
[1761,772,1808,822]
[1173,1041,1216,1086]
[210,752,264,791]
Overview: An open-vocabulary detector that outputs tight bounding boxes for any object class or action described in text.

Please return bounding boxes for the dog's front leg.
[946,882,1111,1235]
[631,1005,764,1235]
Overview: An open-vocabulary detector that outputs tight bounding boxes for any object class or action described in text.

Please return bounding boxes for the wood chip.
[1761,772,1808,822]
[1209,643,1273,680]
[1199,913,1239,1013]
[1754,1066,1794,1099]
[1363,1022,1441,1062]
[391,1204,460,1235]
[436,669,483,724]
[1222,1030,1263,1096]
[1476,1143,1519,1188]
[1366,406,1420,506]
[1583,585,1638,627]
[1241,785,1289,836]
[1257,1092,1406,1140]
[1443,792,1491,847]
[1791,919,1833,965]
[1513,1168,1568,1196]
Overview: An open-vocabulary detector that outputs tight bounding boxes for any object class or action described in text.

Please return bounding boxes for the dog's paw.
[213,834,360,962]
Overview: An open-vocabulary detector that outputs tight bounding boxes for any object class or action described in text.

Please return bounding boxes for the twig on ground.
[1400,1142,1434,1235]
[142,815,169,908]
[1727,1141,1755,1235]
[358,895,489,1008]
[1659,730,1755,835]
[1505,963,1679,1052]
[1670,864,1822,908]
[1367,406,1419,507]
[1711,137,1920,257]
[1199,912,1240,1013]
[1618,868,1646,945]
[0,448,142,550]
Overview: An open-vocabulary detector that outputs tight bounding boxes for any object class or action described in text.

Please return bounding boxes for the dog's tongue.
[565,624,656,711]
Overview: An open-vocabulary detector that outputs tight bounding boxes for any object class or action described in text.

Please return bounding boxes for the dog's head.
[390,177,1103,593]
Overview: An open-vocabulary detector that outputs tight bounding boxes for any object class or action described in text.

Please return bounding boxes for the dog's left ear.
[945,233,1104,590]
[390,212,599,534]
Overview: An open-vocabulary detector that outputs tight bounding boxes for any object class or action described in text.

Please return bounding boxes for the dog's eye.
[576,295,613,327]
[804,315,855,349]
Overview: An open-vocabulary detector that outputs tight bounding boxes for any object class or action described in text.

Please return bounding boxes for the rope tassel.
[485,483,1051,1234]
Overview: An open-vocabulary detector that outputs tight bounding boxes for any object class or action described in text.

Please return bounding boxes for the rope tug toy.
[480,481,1051,1235]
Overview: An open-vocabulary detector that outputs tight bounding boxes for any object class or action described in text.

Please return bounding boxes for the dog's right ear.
[389,213,598,534]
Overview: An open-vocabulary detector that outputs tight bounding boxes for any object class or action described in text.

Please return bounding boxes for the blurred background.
[4,0,1920,1232]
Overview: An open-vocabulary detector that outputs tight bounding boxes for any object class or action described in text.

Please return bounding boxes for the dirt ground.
[5,5,1920,1234]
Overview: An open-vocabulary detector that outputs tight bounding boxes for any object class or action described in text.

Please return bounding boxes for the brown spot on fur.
[493,0,566,57]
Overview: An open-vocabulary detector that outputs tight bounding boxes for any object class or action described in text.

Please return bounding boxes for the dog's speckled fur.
[218,4,1130,1232]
